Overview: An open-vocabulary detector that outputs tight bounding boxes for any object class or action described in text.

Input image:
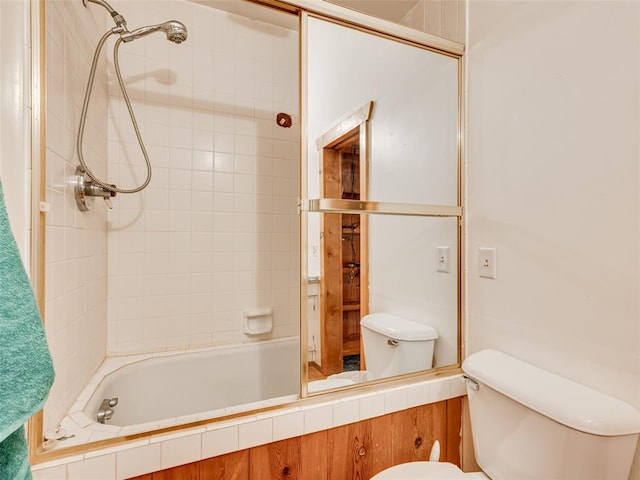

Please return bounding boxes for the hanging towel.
[0,182,54,479]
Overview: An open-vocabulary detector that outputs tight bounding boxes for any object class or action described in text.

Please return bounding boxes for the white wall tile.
[43,0,109,433]
[201,425,239,458]
[407,382,430,408]
[303,404,333,434]
[272,410,304,441]
[160,433,202,470]
[32,465,66,480]
[429,379,451,404]
[449,376,466,398]
[115,443,161,480]
[238,417,273,449]
[384,387,409,414]
[333,398,360,427]
[67,454,115,480]
[35,4,476,477]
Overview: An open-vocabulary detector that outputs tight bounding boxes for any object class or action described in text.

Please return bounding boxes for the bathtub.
[53,337,300,448]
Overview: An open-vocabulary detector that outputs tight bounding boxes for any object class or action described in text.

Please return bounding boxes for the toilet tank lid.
[360,313,438,341]
[463,349,640,436]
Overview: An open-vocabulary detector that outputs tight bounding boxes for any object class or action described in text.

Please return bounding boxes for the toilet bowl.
[371,349,640,480]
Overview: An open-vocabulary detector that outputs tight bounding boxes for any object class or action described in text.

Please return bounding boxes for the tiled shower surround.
[44,0,299,432]
[105,0,299,355]
[45,0,110,435]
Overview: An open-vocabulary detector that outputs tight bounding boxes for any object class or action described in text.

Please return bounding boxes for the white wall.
[306,16,459,366]
[466,1,640,477]
[0,0,31,261]
[106,0,300,355]
[43,0,110,432]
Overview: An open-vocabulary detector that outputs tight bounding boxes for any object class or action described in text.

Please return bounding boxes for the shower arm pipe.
[83,0,127,30]
[76,29,152,194]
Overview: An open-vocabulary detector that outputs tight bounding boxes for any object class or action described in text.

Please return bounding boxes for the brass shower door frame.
[28,0,465,463]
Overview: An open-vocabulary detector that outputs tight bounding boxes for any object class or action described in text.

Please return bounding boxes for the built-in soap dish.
[243,308,273,335]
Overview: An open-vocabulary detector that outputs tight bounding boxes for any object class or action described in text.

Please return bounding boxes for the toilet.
[361,313,439,379]
[372,349,640,480]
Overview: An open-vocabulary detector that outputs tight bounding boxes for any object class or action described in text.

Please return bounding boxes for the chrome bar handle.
[463,374,480,391]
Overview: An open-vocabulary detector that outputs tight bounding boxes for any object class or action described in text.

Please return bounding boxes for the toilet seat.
[371,462,467,479]
[371,462,489,479]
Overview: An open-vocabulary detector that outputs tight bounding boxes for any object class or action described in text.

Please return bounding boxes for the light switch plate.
[479,247,497,279]
[437,246,450,273]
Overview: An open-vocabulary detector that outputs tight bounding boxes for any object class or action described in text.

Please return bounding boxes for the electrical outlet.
[479,247,497,279]
[437,246,450,273]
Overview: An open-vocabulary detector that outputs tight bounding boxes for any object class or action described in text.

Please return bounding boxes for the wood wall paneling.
[300,431,329,480]
[250,438,301,480]
[391,403,442,464]
[151,463,198,480]
[127,398,463,480]
[327,413,393,479]
[200,450,249,480]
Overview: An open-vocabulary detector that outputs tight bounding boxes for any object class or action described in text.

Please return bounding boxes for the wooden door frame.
[318,102,372,375]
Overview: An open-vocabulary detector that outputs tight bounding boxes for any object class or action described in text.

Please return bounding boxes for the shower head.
[120,20,188,44]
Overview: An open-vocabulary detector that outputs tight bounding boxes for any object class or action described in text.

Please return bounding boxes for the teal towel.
[0,182,54,479]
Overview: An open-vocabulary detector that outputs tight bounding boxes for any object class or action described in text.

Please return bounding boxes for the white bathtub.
[53,338,300,448]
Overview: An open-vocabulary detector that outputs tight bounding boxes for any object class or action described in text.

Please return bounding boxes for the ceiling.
[326,0,419,23]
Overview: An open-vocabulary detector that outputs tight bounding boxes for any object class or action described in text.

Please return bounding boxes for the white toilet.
[372,349,640,480]
[361,313,439,379]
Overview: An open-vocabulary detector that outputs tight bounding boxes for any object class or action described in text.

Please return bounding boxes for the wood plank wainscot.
[128,398,461,479]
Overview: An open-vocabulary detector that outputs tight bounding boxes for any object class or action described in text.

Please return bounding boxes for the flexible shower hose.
[76,28,152,194]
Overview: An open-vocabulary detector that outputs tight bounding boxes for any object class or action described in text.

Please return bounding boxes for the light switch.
[437,246,450,273]
[479,247,497,279]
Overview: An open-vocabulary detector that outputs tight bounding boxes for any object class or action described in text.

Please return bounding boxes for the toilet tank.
[360,313,438,379]
[463,350,640,480]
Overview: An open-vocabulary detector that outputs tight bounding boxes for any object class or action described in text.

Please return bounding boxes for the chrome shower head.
[163,21,188,44]
[120,20,188,44]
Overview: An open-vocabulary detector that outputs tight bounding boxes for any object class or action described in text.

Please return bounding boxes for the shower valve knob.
[74,166,118,211]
